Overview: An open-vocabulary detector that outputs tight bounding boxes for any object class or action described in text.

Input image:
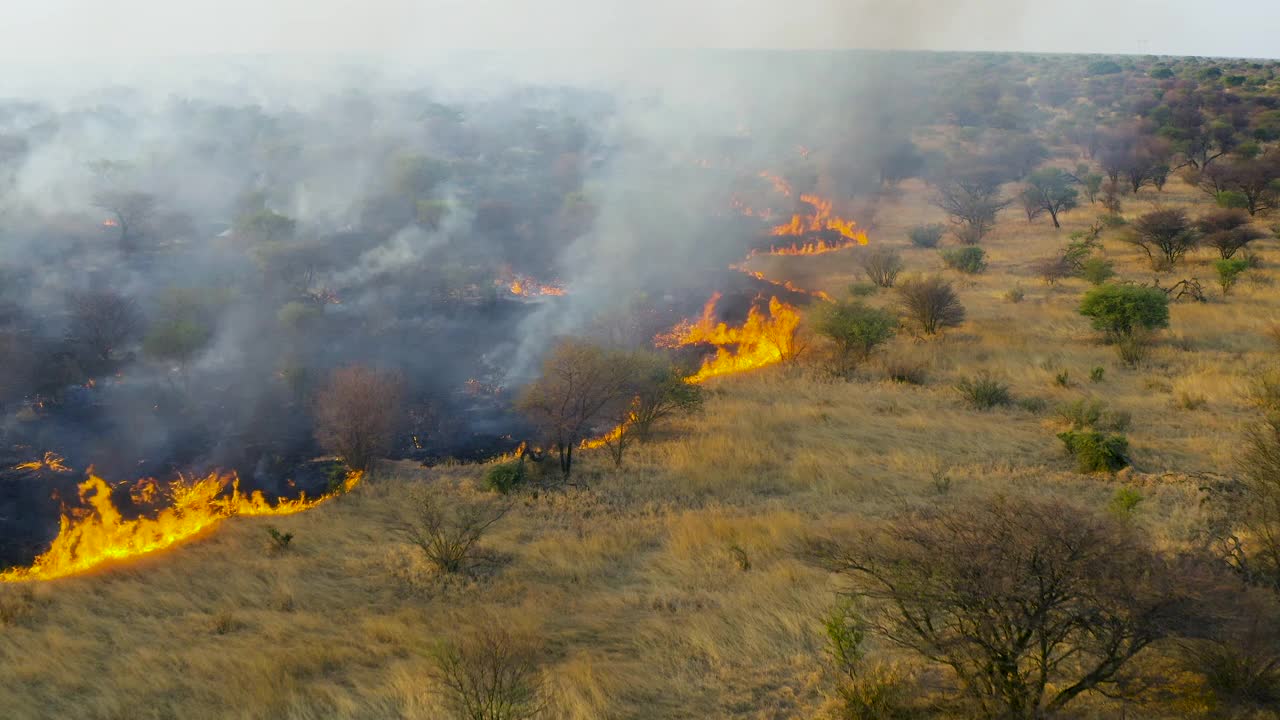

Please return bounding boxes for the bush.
[940,246,987,274]
[1058,430,1129,473]
[1079,284,1170,340]
[483,459,525,494]
[431,625,547,720]
[907,223,945,248]
[815,301,898,379]
[403,491,509,574]
[881,356,928,385]
[861,249,904,288]
[955,373,1012,409]
[896,276,965,335]
[1115,331,1153,367]
[1108,487,1144,519]
[1004,284,1025,303]
[1090,366,1105,383]
[1079,257,1115,285]
[1215,257,1249,295]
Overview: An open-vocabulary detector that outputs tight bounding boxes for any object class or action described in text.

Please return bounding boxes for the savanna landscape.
[3,47,1280,720]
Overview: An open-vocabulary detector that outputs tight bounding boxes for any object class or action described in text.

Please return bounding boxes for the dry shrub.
[895,276,965,335]
[0,585,35,626]
[430,624,548,720]
[861,249,904,288]
[403,490,509,575]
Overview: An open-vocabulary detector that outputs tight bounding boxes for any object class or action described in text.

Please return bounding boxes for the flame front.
[658,293,800,384]
[506,274,565,297]
[14,452,72,473]
[762,194,867,255]
[0,469,363,582]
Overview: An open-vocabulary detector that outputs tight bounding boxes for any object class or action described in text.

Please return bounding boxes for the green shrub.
[1079,284,1170,340]
[1079,257,1116,285]
[940,246,987,274]
[1217,190,1250,210]
[907,223,945,248]
[816,301,897,379]
[956,373,1012,409]
[1058,430,1129,473]
[1108,487,1144,519]
[1054,370,1071,387]
[1215,257,1249,295]
[1101,213,1128,229]
[1016,396,1049,413]
[1004,285,1025,303]
[483,459,525,494]
[1089,366,1105,383]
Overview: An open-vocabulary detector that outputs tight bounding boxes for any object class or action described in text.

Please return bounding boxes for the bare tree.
[516,339,636,479]
[64,289,140,371]
[802,497,1192,719]
[930,175,1010,245]
[313,365,403,471]
[93,190,157,252]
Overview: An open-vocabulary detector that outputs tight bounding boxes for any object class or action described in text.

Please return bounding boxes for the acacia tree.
[1126,208,1200,269]
[802,497,1192,719]
[516,339,636,479]
[313,365,403,471]
[930,175,1010,244]
[93,190,157,252]
[1196,209,1267,258]
[65,289,141,372]
[1019,168,1079,228]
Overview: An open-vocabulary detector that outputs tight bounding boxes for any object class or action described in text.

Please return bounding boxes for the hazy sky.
[4,0,1279,60]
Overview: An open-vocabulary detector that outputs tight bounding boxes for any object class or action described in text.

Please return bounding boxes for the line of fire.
[1,154,867,581]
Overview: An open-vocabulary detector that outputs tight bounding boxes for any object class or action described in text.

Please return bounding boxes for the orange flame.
[766,194,867,252]
[505,274,565,297]
[101,218,118,228]
[0,469,363,582]
[657,293,800,384]
[759,171,793,198]
[14,452,72,473]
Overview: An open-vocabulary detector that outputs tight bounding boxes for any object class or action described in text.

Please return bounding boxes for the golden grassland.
[2,175,1277,719]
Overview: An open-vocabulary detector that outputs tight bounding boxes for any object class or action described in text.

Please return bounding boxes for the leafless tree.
[64,289,141,371]
[313,365,403,471]
[930,176,1010,244]
[802,497,1193,719]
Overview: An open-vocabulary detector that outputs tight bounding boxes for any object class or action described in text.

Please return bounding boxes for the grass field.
[1,173,1276,719]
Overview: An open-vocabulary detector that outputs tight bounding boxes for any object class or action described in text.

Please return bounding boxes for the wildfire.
[506,275,566,297]
[730,263,833,301]
[759,171,793,198]
[14,452,72,473]
[657,293,800,384]
[766,193,867,249]
[101,218,118,228]
[0,468,363,582]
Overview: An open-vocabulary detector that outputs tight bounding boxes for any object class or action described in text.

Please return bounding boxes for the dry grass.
[2,174,1276,719]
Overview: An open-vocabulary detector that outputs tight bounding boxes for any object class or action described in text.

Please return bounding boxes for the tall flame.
[0,469,363,582]
[657,293,800,384]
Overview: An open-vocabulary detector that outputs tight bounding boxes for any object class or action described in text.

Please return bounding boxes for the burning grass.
[1,469,363,582]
